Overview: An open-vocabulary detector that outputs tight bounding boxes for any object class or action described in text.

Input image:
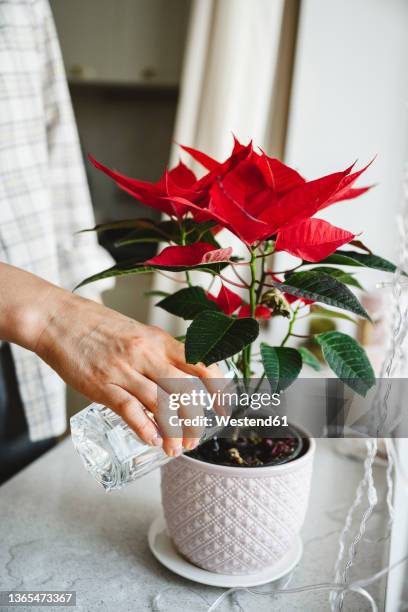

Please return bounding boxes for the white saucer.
[148,514,303,588]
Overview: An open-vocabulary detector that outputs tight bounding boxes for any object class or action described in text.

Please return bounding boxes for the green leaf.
[350,239,372,254]
[260,344,302,392]
[78,218,162,234]
[304,253,360,267]
[298,347,322,371]
[157,286,220,320]
[144,290,170,298]
[186,222,220,247]
[297,266,363,290]
[312,250,398,273]
[315,331,375,396]
[309,305,358,325]
[185,312,259,366]
[115,236,164,246]
[76,258,230,289]
[111,219,220,248]
[75,263,155,288]
[152,261,228,273]
[114,220,182,246]
[272,271,370,320]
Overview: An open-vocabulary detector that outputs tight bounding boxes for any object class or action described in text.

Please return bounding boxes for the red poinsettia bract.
[208,284,272,320]
[208,284,243,315]
[145,243,232,267]
[89,137,371,263]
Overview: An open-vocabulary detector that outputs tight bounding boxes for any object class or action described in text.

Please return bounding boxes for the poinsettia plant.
[79,137,398,396]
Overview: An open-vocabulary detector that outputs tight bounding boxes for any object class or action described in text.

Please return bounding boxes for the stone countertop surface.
[0,439,389,612]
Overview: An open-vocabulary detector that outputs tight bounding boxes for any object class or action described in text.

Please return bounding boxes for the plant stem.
[217,272,247,289]
[254,373,265,393]
[290,333,312,339]
[180,221,192,287]
[241,248,257,381]
[249,250,257,318]
[255,241,274,302]
[255,257,266,303]
[280,304,300,347]
[207,275,216,294]
[231,264,250,287]
[269,263,302,276]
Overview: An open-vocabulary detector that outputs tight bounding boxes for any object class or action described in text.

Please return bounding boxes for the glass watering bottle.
[70,371,239,491]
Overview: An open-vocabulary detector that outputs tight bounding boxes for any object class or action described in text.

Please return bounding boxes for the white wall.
[285,0,408,265]
[266,0,408,351]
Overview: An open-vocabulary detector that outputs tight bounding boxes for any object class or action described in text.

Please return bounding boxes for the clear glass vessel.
[70,369,302,491]
[70,403,222,491]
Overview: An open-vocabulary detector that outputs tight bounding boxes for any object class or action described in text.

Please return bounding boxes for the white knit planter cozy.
[161,434,315,575]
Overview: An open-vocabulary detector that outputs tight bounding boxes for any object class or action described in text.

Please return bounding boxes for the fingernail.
[169,445,183,457]
[150,433,163,447]
[184,440,199,451]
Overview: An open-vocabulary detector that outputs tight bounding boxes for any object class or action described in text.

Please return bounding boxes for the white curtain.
[150,0,299,332]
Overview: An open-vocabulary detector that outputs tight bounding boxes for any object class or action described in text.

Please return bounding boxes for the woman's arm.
[0,262,217,456]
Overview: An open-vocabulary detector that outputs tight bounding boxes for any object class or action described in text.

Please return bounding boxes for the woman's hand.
[0,263,222,456]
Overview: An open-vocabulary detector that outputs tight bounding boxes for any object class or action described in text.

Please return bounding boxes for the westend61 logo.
[166,389,285,429]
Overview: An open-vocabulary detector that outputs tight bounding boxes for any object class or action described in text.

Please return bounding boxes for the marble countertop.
[0,439,389,611]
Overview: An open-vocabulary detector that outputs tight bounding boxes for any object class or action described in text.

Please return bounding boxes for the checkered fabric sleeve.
[0,0,115,440]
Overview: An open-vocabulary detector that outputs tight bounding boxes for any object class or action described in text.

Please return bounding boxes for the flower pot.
[161,428,315,575]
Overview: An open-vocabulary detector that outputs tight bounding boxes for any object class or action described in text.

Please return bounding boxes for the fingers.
[119,368,159,413]
[103,384,163,448]
[167,340,227,416]
[154,365,206,451]
[102,331,227,458]
[119,369,184,457]
[153,396,184,458]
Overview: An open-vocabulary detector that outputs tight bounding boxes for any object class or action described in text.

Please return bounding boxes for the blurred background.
[51,0,191,326]
[49,0,408,402]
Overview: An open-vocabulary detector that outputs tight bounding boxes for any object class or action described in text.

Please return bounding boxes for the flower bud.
[260,288,291,318]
